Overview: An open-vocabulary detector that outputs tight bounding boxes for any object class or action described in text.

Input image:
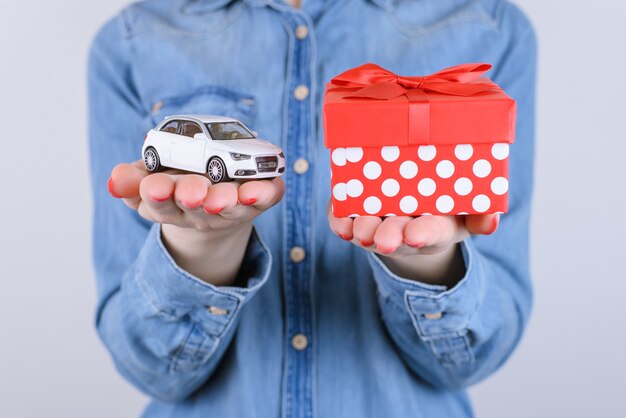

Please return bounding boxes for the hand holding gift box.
[323,63,515,218]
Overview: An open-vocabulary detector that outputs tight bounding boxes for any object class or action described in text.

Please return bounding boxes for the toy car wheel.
[207,157,231,184]
[143,147,161,172]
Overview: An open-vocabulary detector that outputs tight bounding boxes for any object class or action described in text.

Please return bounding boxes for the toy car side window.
[180,121,203,138]
[160,120,179,134]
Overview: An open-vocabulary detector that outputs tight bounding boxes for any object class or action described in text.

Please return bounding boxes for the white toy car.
[142,115,285,183]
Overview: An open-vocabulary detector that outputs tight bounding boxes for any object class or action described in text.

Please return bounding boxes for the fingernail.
[150,195,170,203]
[107,177,122,198]
[180,200,202,209]
[203,206,224,215]
[359,240,374,247]
[486,214,500,235]
[338,233,353,241]
[404,239,426,248]
[240,198,257,206]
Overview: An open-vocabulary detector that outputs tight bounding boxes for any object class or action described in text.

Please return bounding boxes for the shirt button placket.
[282,11,315,418]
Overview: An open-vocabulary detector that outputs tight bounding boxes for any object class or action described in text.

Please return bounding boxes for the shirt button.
[291,333,309,350]
[151,100,163,113]
[423,312,444,320]
[294,85,309,101]
[295,25,309,40]
[293,158,309,174]
[289,246,306,263]
[207,306,229,316]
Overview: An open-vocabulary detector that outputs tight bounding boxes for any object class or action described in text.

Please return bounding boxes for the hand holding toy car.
[107,115,286,286]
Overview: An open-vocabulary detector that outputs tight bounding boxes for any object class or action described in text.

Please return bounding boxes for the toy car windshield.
[207,122,254,140]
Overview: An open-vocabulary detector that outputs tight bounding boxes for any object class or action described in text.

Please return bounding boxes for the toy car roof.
[162,114,239,123]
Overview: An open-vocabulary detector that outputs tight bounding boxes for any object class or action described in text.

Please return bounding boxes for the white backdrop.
[0,1,624,417]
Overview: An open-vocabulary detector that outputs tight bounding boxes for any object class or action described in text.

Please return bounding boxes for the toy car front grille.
[255,156,278,173]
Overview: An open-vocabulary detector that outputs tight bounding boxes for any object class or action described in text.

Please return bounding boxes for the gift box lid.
[323,63,516,148]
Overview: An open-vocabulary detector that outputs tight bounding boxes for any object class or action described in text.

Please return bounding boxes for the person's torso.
[118,0,520,416]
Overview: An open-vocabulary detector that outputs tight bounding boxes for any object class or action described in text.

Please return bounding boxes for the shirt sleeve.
[88,14,271,402]
[368,3,537,390]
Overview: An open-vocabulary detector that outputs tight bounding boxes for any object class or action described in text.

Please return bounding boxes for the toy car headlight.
[279,151,285,158]
[229,152,251,161]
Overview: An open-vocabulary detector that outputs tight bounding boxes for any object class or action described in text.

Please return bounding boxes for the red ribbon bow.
[330,62,497,99]
[328,63,499,145]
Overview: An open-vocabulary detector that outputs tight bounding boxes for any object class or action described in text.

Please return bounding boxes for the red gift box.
[323,63,516,217]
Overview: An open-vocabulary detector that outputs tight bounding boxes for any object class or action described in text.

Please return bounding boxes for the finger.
[327,202,354,241]
[352,216,382,247]
[109,161,149,208]
[202,182,240,215]
[138,173,181,222]
[404,215,464,249]
[136,201,156,222]
[237,177,286,211]
[373,216,412,254]
[174,174,211,210]
[465,214,499,235]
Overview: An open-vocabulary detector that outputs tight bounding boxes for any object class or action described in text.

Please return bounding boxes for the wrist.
[379,243,465,288]
[161,221,252,248]
[161,222,254,286]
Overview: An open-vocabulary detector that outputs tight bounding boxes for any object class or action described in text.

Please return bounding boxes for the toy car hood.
[216,138,281,154]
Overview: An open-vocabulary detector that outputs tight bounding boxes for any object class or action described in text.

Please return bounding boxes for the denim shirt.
[88,0,536,417]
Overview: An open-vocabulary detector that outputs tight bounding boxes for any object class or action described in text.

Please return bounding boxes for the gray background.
[1,0,624,417]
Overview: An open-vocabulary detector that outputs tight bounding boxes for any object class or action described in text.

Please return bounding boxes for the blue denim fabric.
[88,0,536,417]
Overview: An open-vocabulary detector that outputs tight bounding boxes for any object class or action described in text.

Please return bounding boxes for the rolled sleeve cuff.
[130,223,272,337]
[368,239,485,365]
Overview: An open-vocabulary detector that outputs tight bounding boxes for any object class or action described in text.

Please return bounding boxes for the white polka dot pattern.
[454,177,473,196]
[332,182,347,201]
[454,144,473,161]
[363,161,382,180]
[346,179,364,197]
[345,147,364,163]
[363,196,382,214]
[418,178,436,196]
[381,146,400,162]
[418,145,436,161]
[472,194,491,212]
[436,160,455,178]
[331,148,346,166]
[473,159,492,178]
[491,177,508,195]
[381,179,400,197]
[329,142,511,217]
[399,161,418,179]
[436,195,454,213]
[399,196,418,214]
[491,143,509,160]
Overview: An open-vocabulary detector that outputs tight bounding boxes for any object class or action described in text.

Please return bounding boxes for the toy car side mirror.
[252,131,258,137]
[194,133,205,140]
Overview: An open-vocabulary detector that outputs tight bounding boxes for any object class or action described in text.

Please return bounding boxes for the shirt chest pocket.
[147,85,257,128]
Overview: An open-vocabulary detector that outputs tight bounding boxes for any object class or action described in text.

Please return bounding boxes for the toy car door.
[170,121,207,172]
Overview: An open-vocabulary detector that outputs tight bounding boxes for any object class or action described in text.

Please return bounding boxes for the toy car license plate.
[259,161,277,169]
